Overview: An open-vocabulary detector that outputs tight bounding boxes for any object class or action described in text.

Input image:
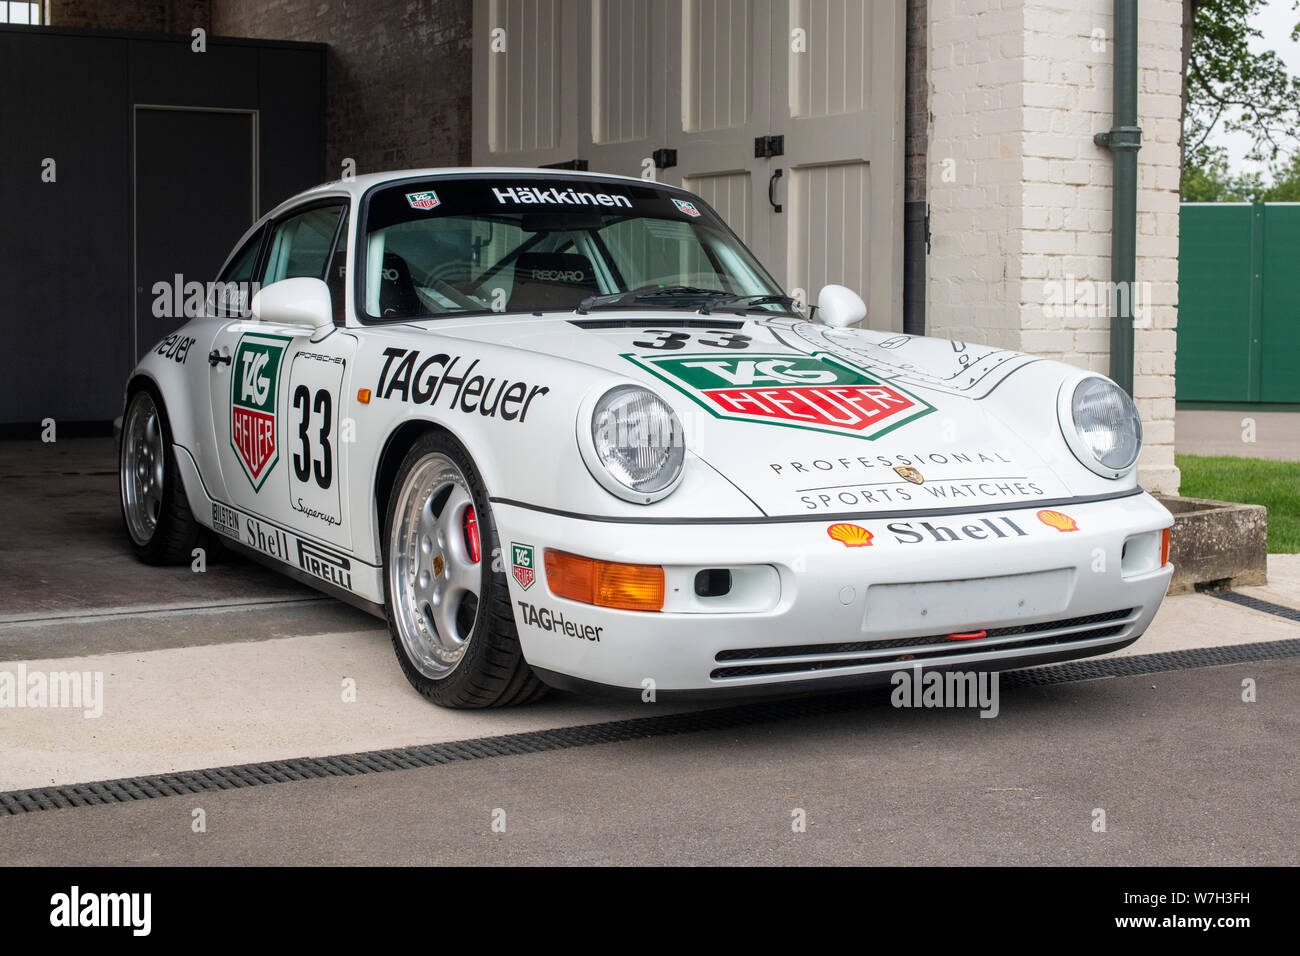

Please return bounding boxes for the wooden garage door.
[472,0,903,330]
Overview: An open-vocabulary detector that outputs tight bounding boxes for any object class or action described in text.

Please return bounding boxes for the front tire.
[119,388,204,565]
[382,432,547,708]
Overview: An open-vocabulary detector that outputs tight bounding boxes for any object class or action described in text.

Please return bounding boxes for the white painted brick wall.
[927,0,1182,494]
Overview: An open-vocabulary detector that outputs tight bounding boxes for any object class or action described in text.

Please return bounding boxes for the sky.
[1214,0,1300,175]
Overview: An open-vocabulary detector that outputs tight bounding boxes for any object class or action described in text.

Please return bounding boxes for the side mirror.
[817,284,867,328]
[251,277,333,331]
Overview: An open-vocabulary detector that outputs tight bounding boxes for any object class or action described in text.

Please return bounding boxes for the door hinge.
[753,135,784,159]
[652,148,677,170]
[540,158,589,171]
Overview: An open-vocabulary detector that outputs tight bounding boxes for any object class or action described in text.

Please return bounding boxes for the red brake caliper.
[463,506,481,564]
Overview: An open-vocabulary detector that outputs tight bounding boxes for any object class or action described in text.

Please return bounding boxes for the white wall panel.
[787,161,870,302]
[684,171,752,242]
[593,0,651,144]
[682,0,752,133]
[487,0,563,154]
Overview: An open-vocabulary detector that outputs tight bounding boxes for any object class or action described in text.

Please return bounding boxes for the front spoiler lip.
[532,633,1144,701]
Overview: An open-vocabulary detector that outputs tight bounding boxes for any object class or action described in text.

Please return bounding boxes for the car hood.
[415,312,1114,518]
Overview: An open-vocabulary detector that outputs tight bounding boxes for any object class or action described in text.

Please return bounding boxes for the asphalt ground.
[1,439,1297,865]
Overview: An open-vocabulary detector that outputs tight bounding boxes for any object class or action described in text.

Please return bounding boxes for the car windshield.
[359,177,792,321]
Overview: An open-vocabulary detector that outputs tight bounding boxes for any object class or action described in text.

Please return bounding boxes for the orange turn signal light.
[544,549,664,612]
[357,388,372,404]
[1160,527,1171,567]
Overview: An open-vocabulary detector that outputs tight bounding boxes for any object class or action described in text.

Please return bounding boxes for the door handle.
[768,168,783,213]
[208,349,231,367]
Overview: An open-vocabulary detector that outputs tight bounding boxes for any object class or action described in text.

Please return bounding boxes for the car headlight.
[1058,376,1143,478]
[582,385,685,503]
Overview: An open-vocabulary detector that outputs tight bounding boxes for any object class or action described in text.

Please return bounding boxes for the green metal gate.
[1176,202,1300,404]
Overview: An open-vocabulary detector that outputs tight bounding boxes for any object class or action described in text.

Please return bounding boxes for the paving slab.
[0,659,1293,866]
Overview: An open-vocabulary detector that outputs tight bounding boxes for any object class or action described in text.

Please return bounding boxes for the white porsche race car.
[119,168,1173,707]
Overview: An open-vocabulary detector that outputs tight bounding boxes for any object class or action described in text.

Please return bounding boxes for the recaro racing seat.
[507,252,600,312]
[379,251,423,318]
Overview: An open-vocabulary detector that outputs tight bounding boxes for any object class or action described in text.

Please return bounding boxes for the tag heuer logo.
[511,542,535,590]
[230,334,289,489]
[625,352,935,440]
[405,190,440,210]
[672,198,701,217]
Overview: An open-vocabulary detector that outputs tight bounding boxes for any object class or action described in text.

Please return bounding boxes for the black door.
[133,107,255,360]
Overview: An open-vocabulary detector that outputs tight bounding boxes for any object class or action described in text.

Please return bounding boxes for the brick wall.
[210,0,473,174]
[927,0,1182,494]
[49,0,210,33]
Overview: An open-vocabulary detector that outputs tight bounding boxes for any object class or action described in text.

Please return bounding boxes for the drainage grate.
[1209,590,1300,623]
[2,637,1298,816]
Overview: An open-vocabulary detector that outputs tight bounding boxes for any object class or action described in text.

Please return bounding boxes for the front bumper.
[493,491,1173,696]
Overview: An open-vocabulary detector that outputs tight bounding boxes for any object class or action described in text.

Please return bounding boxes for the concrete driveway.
[1,439,1297,865]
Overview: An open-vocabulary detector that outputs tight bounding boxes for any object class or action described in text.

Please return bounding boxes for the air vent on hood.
[568,317,746,330]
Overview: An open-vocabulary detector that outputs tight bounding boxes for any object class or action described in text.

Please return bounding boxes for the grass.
[1175,455,1300,553]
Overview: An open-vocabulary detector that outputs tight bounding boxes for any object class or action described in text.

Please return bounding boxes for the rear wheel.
[120,388,204,565]
[383,432,547,708]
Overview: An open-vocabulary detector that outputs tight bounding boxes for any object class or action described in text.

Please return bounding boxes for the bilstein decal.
[625,351,934,440]
[374,348,549,422]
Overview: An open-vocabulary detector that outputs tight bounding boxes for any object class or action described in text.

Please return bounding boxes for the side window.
[209,228,264,317]
[324,209,350,326]
[262,204,346,288]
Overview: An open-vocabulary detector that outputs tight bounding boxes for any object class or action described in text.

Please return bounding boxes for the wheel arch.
[124,371,162,407]
[374,420,442,530]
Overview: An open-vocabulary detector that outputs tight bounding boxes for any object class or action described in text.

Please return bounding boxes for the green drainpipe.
[1093,0,1141,395]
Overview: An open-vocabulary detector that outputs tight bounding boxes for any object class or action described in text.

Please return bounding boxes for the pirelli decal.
[208,500,378,603]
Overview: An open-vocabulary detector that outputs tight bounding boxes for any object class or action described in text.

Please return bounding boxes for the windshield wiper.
[698,293,798,315]
[576,285,732,315]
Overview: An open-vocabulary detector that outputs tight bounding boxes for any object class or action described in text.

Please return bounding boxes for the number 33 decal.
[292,386,333,489]
[632,330,752,351]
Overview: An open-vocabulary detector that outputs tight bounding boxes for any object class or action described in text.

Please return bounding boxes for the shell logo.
[827,523,874,547]
[1037,509,1079,532]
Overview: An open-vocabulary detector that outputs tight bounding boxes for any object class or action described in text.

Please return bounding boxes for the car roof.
[294,166,658,202]
[234,166,695,290]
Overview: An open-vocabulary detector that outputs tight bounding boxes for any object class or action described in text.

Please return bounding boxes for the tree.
[1181,0,1300,196]
[1181,147,1262,201]
[1260,151,1300,200]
